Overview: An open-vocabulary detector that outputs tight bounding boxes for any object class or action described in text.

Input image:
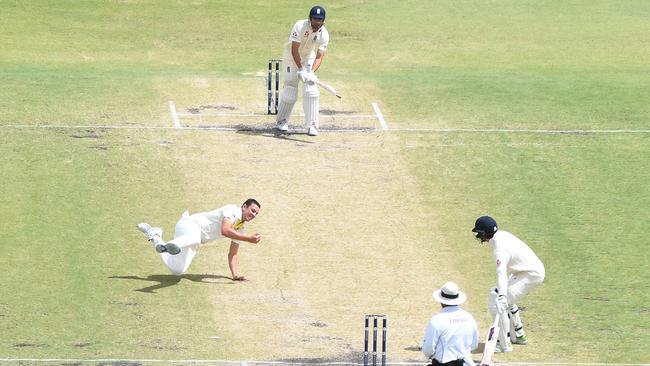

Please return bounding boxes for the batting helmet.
[309,5,326,20]
[472,216,498,242]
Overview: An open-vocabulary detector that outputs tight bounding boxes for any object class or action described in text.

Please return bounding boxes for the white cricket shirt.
[422,306,479,363]
[189,204,245,243]
[489,230,545,294]
[283,19,329,65]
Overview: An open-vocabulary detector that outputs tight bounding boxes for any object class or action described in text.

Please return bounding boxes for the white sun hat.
[432,281,467,306]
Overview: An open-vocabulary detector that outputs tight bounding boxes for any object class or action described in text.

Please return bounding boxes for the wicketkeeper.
[136,199,262,281]
[472,216,546,352]
[275,5,330,136]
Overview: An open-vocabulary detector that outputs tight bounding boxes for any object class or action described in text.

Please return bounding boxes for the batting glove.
[297,69,309,82]
[305,72,318,83]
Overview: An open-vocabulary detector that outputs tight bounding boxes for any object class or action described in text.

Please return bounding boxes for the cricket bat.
[314,79,342,99]
[480,314,501,366]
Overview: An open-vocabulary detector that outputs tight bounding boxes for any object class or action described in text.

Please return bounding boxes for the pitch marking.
[168,100,181,128]
[372,102,389,131]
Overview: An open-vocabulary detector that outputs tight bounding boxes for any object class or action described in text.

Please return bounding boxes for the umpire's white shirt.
[189,204,245,243]
[489,230,545,294]
[422,306,479,364]
[283,19,329,66]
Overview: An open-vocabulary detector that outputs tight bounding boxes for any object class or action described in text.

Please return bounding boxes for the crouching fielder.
[275,5,330,136]
[137,199,262,281]
[472,216,545,353]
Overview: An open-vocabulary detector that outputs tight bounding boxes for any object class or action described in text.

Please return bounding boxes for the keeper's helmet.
[309,5,326,20]
[472,216,498,242]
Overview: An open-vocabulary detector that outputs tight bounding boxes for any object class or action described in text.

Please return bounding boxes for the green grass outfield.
[1,1,649,365]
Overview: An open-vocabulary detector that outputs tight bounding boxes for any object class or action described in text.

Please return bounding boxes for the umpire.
[422,281,479,366]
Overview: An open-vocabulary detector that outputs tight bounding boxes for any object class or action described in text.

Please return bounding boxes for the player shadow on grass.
[235,129,315,143]
[109,274,234,293]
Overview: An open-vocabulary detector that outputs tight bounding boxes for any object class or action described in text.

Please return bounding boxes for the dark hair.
[243,198,261,208]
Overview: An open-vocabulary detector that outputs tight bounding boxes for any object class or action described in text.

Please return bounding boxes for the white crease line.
[168,100,181,128]
[1,124,649,134]
[371,102,389,130]
[393,128,650,134]
[504,364,649,366]
[0,124,374,132]
[176,112,376,119]
[0,359,646,366]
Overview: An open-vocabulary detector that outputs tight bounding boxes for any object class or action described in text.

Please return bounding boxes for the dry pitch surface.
[166,130,442,362]
[158,76,459,362]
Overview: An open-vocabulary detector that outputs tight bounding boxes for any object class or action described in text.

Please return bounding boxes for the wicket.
[364,314,387,366]
[267,59,281,115]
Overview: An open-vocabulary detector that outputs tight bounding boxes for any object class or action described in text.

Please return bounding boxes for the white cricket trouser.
[506,271,544,339]
[277,56,319,127]
[487,271,545,341]
[504,271,544,304]
[488,271,544,314]
[160,213,202,275]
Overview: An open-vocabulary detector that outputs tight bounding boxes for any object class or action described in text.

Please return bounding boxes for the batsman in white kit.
[275,5,329,136]
[136,199,262,281]
[472,216,545,353]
